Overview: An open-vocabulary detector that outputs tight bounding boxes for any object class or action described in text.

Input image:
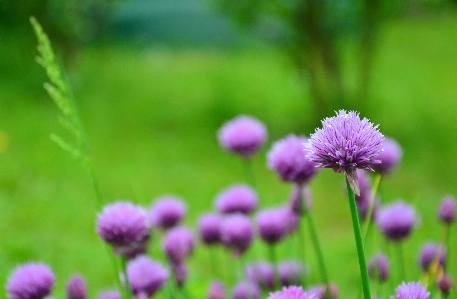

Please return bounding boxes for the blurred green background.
[1,0,457,298]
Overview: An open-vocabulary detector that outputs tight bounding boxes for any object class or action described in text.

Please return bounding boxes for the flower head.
[232,282,260,299]
[268,286,314,299]
[162,226,194,264]
[6,263,55,299]
[256,208,291,244]
[392,282,430,299]
[198,213,223,245]
[418,242,446,271]
[368,253,389,282]
[278,260,306,287]
[438,274,453,296]
[267,134,318,184]
[66,274,87,299]
[221,213,253,257]
[218,115,267,159]
[438,195,456,224]
[215,184,258,215]
[96,201,150,257]
[306,110,384,195]
[245,262,275,291]
[376,200,417,242]
[289,185,312,215]
[307,283,339,299]
[172,263,188,288]
[207,281,226,299]
[149,196,186,230]
[127,255,168,297]
[372,137,402,175]
[97,291,120,299]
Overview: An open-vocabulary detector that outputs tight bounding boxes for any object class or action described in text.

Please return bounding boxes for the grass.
[1,12,457,298]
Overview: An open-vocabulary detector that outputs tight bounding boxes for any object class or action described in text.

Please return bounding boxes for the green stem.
[121,257,133,299]
[242,159,257,189]
[396,242,405,282]
[268,244,279,289]
[346,176,371,299]
[208,246,218,278]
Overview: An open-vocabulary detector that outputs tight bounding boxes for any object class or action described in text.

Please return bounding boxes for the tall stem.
[121,257,133,299]
[346,176,371,299]
[396,242,405,282]
[268,244,279,289]
[242,159,257,189]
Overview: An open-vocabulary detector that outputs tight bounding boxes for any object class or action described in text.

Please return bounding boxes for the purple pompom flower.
[97,291,121,299]
[245,262,275,291]
[368,253,389,282]
[290,185,312,215]
[221,213,253,257]
[267,134,318,185]
[127,255,168,297]
[438,195,456,224]
[198,213,223,245]
[392,282,430,299]
[96,201,150,257]
[207,281,226,299]
[268,286,315,299]
[233,282,260,299]
[218,115,267,159]
[66,274,87,299]
[418,242,446,272]
[6,263,55,299]
[278,260,305,287]
[372,137,402,175]
[306,110,384,195]
[256,208,290,244]
[215,184,258,215]
[438,274,453,296]
[149,196,186,230]
[162,226,194,264]
[376,200,417,242]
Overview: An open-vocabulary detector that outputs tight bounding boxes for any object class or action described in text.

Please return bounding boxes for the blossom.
[372,137,402,175]
[306,110,384,195]
[127,255,168,297]
[256,208,291,244]
[418,242,446,271]
[267,134,318,184]
[66,274,87,299]
[232,282,260,299]
[268,286,315,299]
[97,291,120,299]
[149,196,186,230]
[172,263,187,288]
[368,253,389,282]
[215,184,258,215]
[438,195,456,224]
[207,281,226,299]
[198,213,223,245]
[278,260,306,287]
[307,283,339,299]
[289,185,312,215]
[245,262,275,291]
[438,274,453,296]
[392,282,430,299]
[221,213,253,257]
[96,201,150,257]
[376,200,417,242]
[162,226,194,264]
[6,263,55,299]
[218,115,267,159]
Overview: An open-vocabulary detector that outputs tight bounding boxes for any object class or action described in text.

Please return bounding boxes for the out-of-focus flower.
[215,184,258,215]
[256,208,291,244]
[97,290,121,299]
[372,137,402,175]
[368,253,389,282]
[392,282,430,299]
[218,115,267,159]
[207,281,225,299]
[232,282,260,299]
[418,242,446,272]
[438,274,453,296]
[149,196,186,230]
[307,283,339,299]
[66,274,87,299]
[245,262,275,291]
[306,110,384,195]
[6,263,55,299]
[198,213,223,245]
[376,200,417,242]
[268,286,315,299]
[278,260,305,287]
[127,255,168,297]
[438,195,456,225]
[221,213,253,257]
[162,226,194,264]
[289,185,312,215]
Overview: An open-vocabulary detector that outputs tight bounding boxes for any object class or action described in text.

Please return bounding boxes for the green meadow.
[1,12,457,298]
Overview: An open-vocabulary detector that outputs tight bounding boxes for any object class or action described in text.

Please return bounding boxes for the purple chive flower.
[221,213,253,257]
[372,137,402,175]
[245,262,275,291]
[392,282,430,299]
[97,291,121,299]
[376,200,417,242]
[6,263,55,299]
[306,110,384,196]
[278,260,306,287]
[66,274,87,299]
[218,115,267,159]
[207,281,226,299]
[162,226,194,264]
[233,282,260,299]
[267,134,318,185]
[438,195,456,224]
[290,185,312,215]
[96,201,150,257]
[418,242,446,271]
[307,283,339,299]
[149,196,186,230]
[355,170,371,203]
[257,208,290,244]
[172,263,187,288]
[198,213,223,245]
[438,274,453,296]
[357,196,380,223]
[268,286,315,299]
[127,255,168,297]
[215,184,258,215]
[368,253,389,282]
